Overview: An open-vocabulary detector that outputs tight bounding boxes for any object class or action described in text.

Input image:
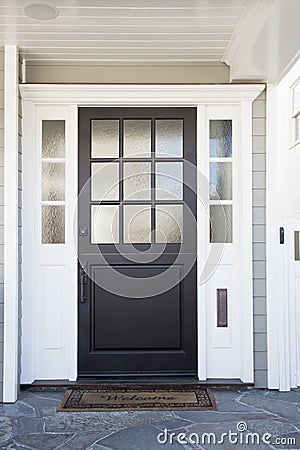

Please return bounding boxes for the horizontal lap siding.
[252,90,267,387]
[0,48,4,401]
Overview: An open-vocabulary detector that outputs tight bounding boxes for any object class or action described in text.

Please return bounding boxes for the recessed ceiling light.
[24,2,59,20]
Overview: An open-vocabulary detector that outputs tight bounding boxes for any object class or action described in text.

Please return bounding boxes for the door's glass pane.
[156,205,183,243]
[155,119,183,157]
[294,83,300,113]
[91,162,119,201]
[124,120,151,158]
[42,162,65,201]
[209,120,232,157]
[210,162,232,200]
[210,205,232,243]
[42,120,65,158]
[156,162,183,200]
[123,162,151,200]
[123,205,151,243]
[91,120,119,158]
[42,205,65,244]
[91,205,119,244]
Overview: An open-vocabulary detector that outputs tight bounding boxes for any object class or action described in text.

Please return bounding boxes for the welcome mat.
[57,385,217,412]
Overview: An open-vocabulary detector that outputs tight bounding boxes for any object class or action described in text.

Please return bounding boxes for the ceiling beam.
[222,0,278,81]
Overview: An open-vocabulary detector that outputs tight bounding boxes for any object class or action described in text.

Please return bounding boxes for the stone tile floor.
[0,388,299,449]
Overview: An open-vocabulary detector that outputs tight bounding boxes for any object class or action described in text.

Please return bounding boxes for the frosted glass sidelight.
[209,120,232,157]
[42,120,65,158]
[91,162,119,201]
[124,120,151,158]
[156,205,183,243]
[155,120,183,157]
[91,120,119,158]
[210,205,232,243]
[42,205,65,244]
[210,162,232,200]
[42,162,65,201]
[123,162,151,200]
[123,205,151,243]
[156,162,183,200]
[91,205,119,244]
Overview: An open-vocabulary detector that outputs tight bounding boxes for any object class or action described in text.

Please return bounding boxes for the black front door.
[78,107,197,376]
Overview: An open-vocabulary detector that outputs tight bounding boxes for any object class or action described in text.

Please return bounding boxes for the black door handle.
[280,227,284,244]
[80,267,87,303]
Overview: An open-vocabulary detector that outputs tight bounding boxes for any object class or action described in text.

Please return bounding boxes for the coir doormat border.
[57,384,217,412]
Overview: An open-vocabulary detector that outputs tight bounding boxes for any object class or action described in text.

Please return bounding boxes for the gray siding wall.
[0,48,4,402]
[252,90,267,387]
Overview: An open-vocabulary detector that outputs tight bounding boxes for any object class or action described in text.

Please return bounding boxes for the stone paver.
[0,417,13,446]
[55,431,111,450]
[0,387,298,449]
[98,424,185,450]
[240,390,300,422]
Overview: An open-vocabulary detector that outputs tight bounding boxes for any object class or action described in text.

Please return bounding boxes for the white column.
[3,45,19,402]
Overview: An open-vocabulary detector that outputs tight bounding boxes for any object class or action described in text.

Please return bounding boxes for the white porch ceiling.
[3,0,296,83]
[0,0,250,63]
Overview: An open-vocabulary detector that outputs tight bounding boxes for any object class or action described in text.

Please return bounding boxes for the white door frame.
[14,84,264,394]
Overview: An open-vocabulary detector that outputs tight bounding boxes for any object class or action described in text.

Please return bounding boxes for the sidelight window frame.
[291,78,300,147]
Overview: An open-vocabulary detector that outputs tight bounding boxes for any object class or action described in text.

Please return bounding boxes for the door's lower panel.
[78,263,197,375]
[92,265,181,351]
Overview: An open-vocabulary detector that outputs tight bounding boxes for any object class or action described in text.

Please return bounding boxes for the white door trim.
[3,46,19,402]
[240,100,255,382]
[19,83,264,386]
[196,105,207,381]
[21,84,265,105]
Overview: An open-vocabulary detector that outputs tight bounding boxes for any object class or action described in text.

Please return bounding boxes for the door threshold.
[21,377,254,390]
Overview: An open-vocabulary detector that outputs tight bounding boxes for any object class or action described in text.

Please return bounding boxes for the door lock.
[79,227,88,236]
